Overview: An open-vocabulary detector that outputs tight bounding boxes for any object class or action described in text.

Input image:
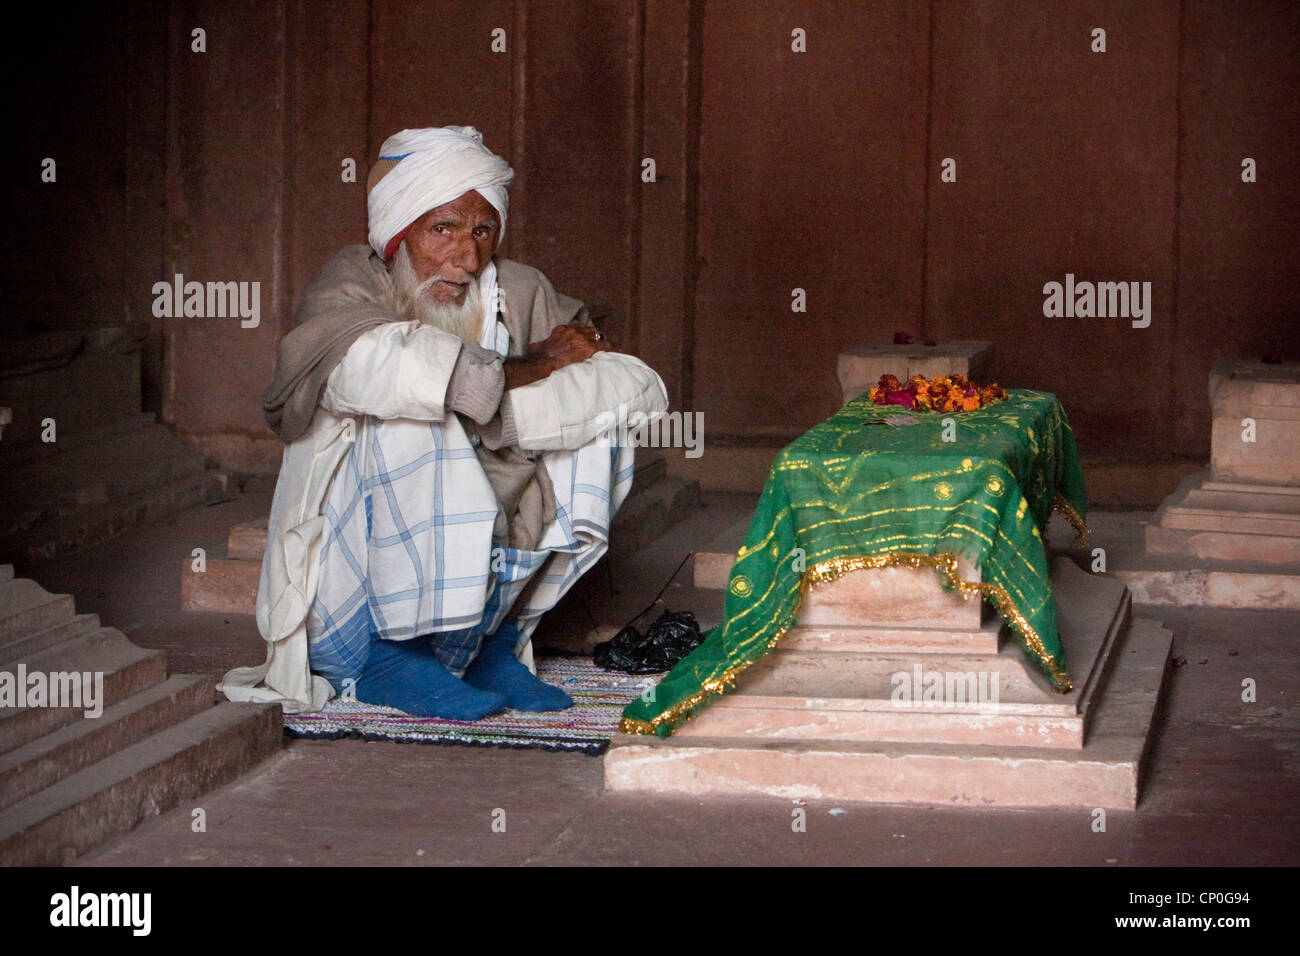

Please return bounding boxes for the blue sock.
[354,636,506,720]
[463,621,573,712]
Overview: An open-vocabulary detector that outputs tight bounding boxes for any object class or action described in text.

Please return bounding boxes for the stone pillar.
[1147,359,1300,564]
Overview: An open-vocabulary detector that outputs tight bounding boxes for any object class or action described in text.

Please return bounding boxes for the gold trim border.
[620,548,1075,737]
[1052,492,1090,550]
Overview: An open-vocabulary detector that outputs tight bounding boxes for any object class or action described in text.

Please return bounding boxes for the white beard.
[387,241,485,346]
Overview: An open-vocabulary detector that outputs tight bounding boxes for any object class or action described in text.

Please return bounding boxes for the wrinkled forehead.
[414,189,500,228]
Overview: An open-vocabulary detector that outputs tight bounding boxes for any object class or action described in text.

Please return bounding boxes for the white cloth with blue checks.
[305,408,634,686]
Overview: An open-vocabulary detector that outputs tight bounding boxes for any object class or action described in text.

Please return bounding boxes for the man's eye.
[433,225,446,234]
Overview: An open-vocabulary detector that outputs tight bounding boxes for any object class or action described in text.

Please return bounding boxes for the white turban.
[366,126,515,260]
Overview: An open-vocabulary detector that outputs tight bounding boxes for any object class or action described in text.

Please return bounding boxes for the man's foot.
[463,621,573,712]
[354,636,506,720]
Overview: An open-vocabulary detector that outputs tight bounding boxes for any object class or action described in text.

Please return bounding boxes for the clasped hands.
[503,322,614,390]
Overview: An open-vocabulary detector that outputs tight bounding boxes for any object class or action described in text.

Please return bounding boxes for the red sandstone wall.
[1,0,1295,469]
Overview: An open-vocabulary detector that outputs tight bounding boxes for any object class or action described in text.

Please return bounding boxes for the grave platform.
[1146,359,1300,567]
[1124,359,1300,607]
[606,559,1171,809]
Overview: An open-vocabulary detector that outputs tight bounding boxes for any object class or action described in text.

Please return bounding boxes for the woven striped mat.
[282,656,661,755]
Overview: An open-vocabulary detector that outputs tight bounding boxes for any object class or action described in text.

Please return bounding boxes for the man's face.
[400,189,500,305]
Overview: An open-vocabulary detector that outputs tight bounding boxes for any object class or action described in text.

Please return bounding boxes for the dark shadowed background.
[1,0,1296,476]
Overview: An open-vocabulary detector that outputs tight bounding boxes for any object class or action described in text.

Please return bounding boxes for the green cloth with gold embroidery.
[620,389,1088,737]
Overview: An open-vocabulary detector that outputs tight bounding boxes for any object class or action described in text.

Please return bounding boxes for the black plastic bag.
[593,609,703,674]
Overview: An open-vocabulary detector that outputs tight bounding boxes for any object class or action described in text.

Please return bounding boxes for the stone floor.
[19,480,1300,866]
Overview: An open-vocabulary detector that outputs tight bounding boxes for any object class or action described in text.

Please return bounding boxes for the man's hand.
[528,323,614,364]
[506,323,614,390]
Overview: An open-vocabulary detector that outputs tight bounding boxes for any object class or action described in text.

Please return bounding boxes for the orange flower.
[870,372,1008,413]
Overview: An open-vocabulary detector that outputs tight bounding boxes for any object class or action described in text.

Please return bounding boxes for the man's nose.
[450,234,482,276]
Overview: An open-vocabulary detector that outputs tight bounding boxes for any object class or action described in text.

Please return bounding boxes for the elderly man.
[219,126,668,719]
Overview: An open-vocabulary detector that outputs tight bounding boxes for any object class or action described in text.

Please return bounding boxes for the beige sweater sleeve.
[445,341,507,425]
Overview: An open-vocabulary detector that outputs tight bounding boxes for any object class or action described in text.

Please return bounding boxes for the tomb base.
[1145,470,1300,565]
[605,560,1171,809]
[1131,360,1300,604]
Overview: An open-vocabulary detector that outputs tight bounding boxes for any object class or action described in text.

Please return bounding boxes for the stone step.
[0,612,101,666]
[181,557,260,614]
[1156,473,1300,540]
[227,517,269,561]
[0,674,214,811]
[675,690,1089,749]
[1,469,223,565]
[1202,479,1300,497]
[1162,509,1300,537]
[633,448,669,486]
[0,327,145,450]
[610,474,702,557]
[1111,567,1300,611]
[1043,506,1300,610]
[605,616,1172,809]
[0,577,75,644]
[1145,470,1300,564]
[0,412,158,470]
[692,515,753,590]
[1146,524,1300,565]
[0,700,282,865]
[1181,485,1300,515]
[732,649,1058,709]
[780,619,1002,655]
[0,565,11,582]
[0,627,168,754]
[3,423,209,538]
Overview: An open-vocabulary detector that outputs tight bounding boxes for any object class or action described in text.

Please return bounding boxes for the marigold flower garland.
[867,373,1008,413]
